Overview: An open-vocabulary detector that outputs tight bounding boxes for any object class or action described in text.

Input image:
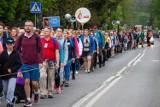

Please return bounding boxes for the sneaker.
[23,100,32,107]
[0,92,3,97]
[0,93,2,105]
[48,95,53,98]
[85,69,88,73]
[12,96,17,106]
[60,85,63,90]
[40,95,46,99]
[34,93,39,103]
[7,103,13,107]
[56,87,61,94]
[75,71,79,74]
[64,82,69,87]
[88,69,90,73]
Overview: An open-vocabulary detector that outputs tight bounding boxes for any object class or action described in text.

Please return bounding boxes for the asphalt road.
[1,38,160,107]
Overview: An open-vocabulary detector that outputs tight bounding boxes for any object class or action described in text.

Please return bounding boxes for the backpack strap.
[34,33,39,49]
[63,38,66,50]
[52,38,57,46]
[19,33,25,46]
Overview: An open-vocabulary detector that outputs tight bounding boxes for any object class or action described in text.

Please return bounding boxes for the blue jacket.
[58,41,64,63]
[80,35,95,52]
[0,32,11,50]
[95,30,105,48]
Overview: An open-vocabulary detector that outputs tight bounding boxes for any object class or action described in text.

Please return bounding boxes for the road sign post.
[30,2,41,28]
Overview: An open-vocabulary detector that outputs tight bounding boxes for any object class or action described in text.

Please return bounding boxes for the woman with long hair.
[11,27,19,41]
[81,29,95,73]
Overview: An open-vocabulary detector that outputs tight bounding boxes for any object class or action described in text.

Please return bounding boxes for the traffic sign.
[30,2,41,13]
[43,16,60,27]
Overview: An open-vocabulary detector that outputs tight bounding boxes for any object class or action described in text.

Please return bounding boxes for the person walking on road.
[81,29,95,73]
[140,30,145,48]
[93,26,105,67]
[0,38,22,107]
[14,20,43,107]
[39,27,59,99]
[0,22,11,100]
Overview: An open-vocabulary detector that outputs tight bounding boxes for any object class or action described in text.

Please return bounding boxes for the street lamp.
[65,13,71,29]
[64,13,77,29]
[116,20,120,34]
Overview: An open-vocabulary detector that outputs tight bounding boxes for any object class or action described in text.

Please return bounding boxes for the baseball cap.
[93,25,98,29]
[5,38,15,44]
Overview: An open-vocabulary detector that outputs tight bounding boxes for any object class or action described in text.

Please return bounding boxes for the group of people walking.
[0,20,153,107]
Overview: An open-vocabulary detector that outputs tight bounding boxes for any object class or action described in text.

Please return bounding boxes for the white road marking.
[133,48,146,66]
[127,53,141,66]
[84,76,123,107]
[117,67,127,74]
[102,76,115,84]
[152,60,160,62]
[72,84,106,107]
[72,49,146,107]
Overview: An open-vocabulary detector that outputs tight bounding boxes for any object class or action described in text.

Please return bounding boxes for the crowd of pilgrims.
[0,21,152,107]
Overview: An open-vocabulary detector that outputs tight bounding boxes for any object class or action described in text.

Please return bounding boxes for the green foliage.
[152,0,160,28]
[0,0,18,22]
[0,0,123,28]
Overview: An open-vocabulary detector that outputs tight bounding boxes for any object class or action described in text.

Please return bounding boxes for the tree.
[0,0,18,22]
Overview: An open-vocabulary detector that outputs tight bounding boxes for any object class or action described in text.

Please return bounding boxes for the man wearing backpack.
[93,25,105,67]
[39,27,59,99]
[14,20,43,107]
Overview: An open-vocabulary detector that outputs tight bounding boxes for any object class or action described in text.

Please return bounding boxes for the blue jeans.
[64,60,72,81]
[0,79,3,96]
[75,59,80,71]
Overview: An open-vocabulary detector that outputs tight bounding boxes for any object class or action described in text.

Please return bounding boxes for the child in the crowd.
[0,38,22,107]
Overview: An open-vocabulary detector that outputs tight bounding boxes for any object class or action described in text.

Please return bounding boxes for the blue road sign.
[30,2,41,13]
[43,16,60,27]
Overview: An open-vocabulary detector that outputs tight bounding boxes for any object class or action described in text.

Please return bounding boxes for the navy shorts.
[21,64,40,81]
[82,51,92,57]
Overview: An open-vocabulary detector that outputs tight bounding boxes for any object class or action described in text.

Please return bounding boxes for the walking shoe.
[12,96,17,106]
[40,95,46,99]
[75,71,79,74]
[48,94,53,98]
[15,98,20,103]
[90,67,94,72]
[64,82,69,87]
[56,87,61,94]
[23,100,32,107]
[7,103,13,107]
[87,69,90,73]
[0,93,2,105]
[34,93,39,103]
[0,92,3,97]
[72,74,75,80]
[85,69,88,73]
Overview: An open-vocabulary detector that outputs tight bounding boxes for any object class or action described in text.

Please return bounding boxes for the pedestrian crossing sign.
[30,2,41,13]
